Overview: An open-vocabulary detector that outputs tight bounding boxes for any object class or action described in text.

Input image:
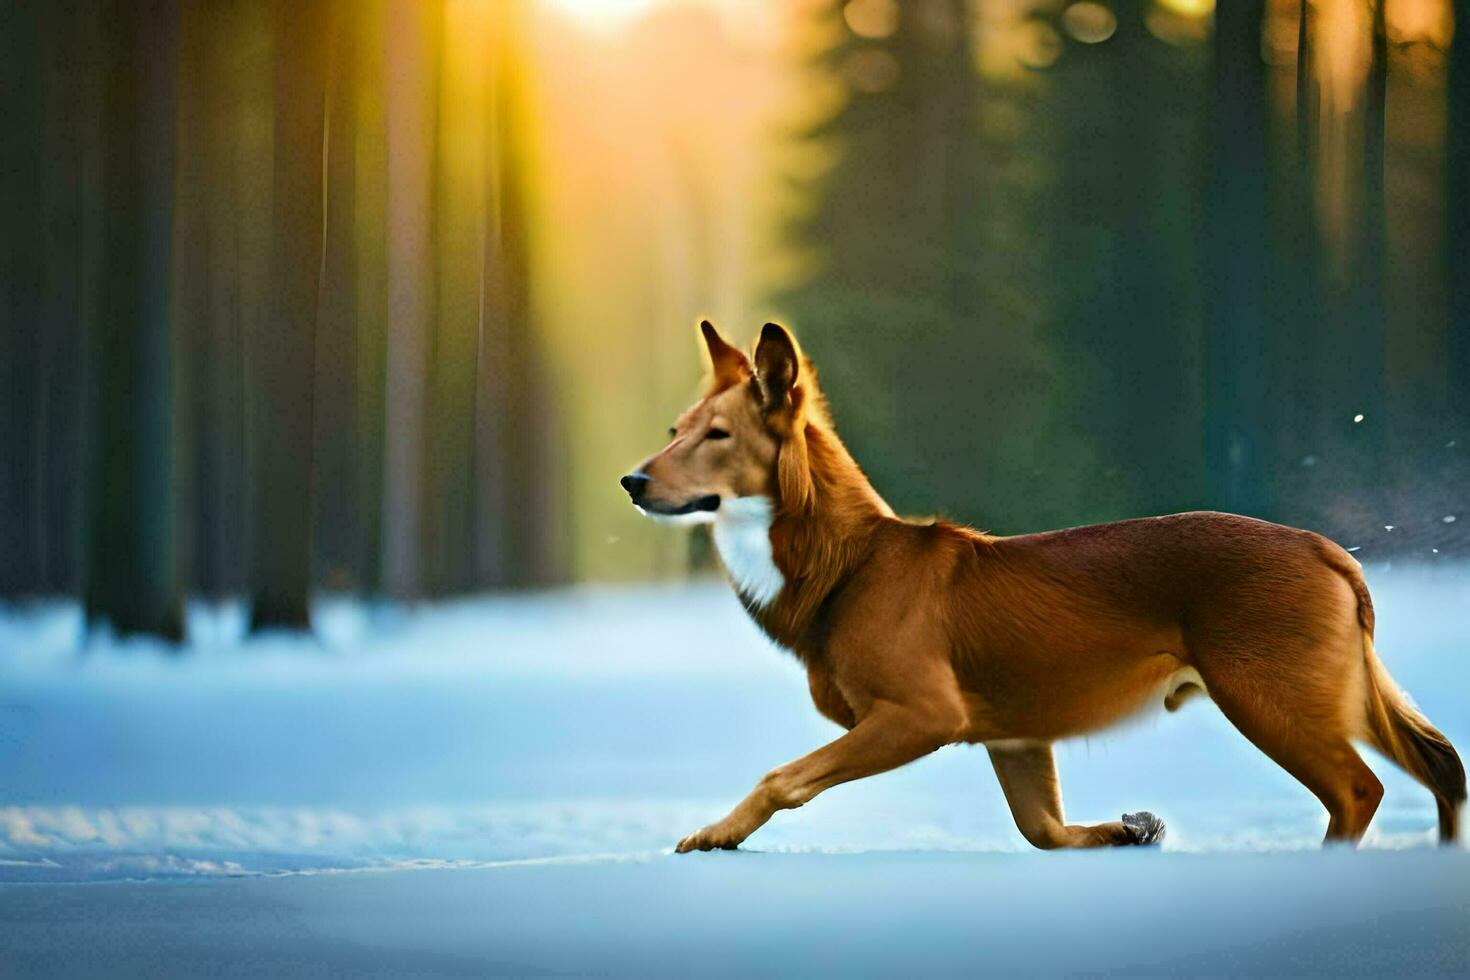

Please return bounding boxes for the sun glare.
[547,0,679,29]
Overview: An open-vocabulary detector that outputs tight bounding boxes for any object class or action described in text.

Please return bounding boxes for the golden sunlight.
[545,0,682,29]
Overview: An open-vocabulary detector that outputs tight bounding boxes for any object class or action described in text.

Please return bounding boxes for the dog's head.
[620,320,810,523]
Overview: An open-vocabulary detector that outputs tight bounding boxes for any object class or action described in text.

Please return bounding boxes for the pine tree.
[774,0,995,522]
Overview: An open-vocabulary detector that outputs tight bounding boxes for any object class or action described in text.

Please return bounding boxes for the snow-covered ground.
[1,565,1467,882]
[2,567,1468,974]
[5,849,1469,977]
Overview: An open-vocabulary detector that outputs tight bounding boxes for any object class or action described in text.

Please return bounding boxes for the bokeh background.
[2,1,1470,887]
[2,0,1468,635]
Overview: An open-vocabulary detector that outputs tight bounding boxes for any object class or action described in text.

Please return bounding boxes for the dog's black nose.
[620,473,650,502]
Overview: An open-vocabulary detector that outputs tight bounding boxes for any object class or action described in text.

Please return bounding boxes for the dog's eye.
[705,428,730,441]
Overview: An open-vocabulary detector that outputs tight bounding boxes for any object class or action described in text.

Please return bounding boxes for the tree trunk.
[32,3,102,597]
[0,1,46,597]
[173,0,212,599]
[312,0,362,593]
[381,0,442,600]
[425,0,487,596]
[85,0,183,639]
[1343,0,1389,528]
[1449,0,1470,427]
[481,0,561,586]
[1107,0,1207,518]
[352,0,390,596]
[1268,0,1328,533]
[472,18,515,589]
[248,0,330,631]
[193,0,255,599]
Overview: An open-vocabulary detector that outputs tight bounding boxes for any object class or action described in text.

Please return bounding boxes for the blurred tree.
[173,0,214,598]
[351,0,391,596]
[1045,1,1209,524]
[1451,0,1470,431]
[425,2,488,596]
[775,0,1002,524]
[0,0,46,597]
[1205,0,1273,516]
[312,0,366,594]
[85,0,183,638]
[1356,0,1388,409]
[32,2,102,597]
[478,0,561,587]
[470,13,521,589]
[1332,0,1389,531]
[174,0,255,600]
[1262,0,1330,534]
[1266,0,1389,543]
[228,1,277,596]
[777,1,1213,534]
[424,0,558,592]
[381,0,442,600]
[248,0,331,631]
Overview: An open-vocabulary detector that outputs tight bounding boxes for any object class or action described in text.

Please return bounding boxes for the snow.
[4,850,1470,976]
[0,566,1467,972]
[1,568,1468,881]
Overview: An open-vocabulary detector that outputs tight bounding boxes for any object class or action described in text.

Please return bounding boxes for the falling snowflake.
[1353,414,1364,423]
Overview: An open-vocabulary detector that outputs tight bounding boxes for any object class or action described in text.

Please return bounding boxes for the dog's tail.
[1361,634,1466,843]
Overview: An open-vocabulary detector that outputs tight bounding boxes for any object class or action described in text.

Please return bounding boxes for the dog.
[621,320,1465,852]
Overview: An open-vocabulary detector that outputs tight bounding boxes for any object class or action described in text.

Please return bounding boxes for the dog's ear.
[754,322,800,411]
[700,319,750,391]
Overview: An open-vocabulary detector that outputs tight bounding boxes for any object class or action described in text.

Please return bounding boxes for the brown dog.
[621,320,1465,852]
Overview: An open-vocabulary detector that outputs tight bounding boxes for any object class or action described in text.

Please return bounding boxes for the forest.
[1,0,1467,639]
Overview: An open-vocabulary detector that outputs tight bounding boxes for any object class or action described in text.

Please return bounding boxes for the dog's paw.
[1121,811,1166,846]
[674,824,743,854]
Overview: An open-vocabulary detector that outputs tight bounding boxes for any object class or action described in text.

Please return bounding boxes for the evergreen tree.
[1042,1,1209,524]
[774,0,998,523]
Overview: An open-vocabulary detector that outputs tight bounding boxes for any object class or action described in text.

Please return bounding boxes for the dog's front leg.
[675,700,958,852]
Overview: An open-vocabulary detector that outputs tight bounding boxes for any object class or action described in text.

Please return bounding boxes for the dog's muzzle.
[619,473,720,515]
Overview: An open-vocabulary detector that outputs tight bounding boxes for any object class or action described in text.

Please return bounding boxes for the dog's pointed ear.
[754,322,800,411]
[700,319,750,390]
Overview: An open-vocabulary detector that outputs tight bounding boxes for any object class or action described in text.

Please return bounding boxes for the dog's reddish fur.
[627,321,1465,852]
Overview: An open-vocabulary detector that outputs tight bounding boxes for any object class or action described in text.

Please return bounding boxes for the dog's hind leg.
[1198,657,1384,843]
[987,742,1163,849]
[1205,678,1383,843]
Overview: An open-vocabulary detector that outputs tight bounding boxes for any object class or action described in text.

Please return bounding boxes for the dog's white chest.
[713,497,784,608]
